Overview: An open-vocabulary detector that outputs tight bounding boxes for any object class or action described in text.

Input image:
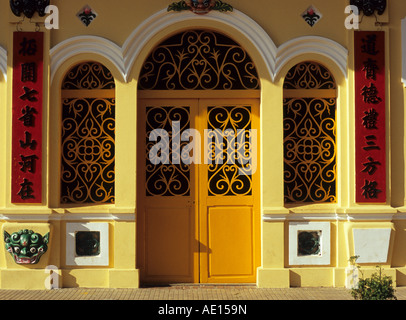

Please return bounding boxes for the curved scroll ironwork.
[138,30,260,91]
[62,62,115,90]
[61,98,115,204]
[207,106,253,196]
[61,62,115,204]
[283,62,337,204]
[145,106,191,196]
[283,62,336,90]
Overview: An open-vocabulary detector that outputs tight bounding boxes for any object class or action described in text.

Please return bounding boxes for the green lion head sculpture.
[4,229,49,264]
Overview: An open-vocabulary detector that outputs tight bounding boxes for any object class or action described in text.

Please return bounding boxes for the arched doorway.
[136,30,261,284]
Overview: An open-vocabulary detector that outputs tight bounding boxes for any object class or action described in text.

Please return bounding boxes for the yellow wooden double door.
[137,98,260,284]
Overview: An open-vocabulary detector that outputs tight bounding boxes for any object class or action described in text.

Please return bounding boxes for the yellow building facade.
[1,0,406,289]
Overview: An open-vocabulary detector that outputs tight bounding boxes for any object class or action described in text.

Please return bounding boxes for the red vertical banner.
[354,31,386,203]
[12,32,43,203]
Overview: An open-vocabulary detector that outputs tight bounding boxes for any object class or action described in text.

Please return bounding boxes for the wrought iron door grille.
[145,106,191,196]
[207,105,253,196]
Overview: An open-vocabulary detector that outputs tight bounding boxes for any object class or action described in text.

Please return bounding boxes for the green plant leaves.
[351,266,397,300]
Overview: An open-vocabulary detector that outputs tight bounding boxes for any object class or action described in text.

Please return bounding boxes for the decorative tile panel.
[301,5,322,27]
[66,222,109,266]
[75,231,100,256]
[297,230,321,256]
[289,222,330,265]
[76,5,98,27]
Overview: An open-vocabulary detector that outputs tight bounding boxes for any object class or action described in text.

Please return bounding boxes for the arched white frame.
[50,9,348,83]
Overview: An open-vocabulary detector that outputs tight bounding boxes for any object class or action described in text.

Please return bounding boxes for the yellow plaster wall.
[392,221,406,266]
[43,0,350,49]
[388,4,406,208]
[1,0,406,289]
[0,73,5,209]
[0,1,7,49]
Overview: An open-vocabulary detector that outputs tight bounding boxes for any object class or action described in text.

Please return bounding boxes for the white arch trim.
[50,9,348,83]
[0,46,7,81]
[121,9,278,81]
[275,36,348,79]
[50,35,125,83]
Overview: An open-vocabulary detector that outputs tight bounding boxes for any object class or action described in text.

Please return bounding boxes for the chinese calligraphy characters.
[12,32,43,203]
[355,31,386,203]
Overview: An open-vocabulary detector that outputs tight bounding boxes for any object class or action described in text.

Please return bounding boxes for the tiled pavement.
[0,285,403,319]
[0,284,406,300]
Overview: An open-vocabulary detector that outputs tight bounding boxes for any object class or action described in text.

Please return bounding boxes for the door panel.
[145,206,195,278]
[207,206,254,278]
[137,98,260,284]
[137,99,199,284]
[199,99,260,283]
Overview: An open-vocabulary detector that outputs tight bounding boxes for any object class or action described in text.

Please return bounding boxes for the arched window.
[283,61,337,203]
[60,62,115,204]
[138,29,260,91]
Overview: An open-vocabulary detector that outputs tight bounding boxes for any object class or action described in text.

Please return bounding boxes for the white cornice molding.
[263,212,395,222]
[402,16,406,87]
[50,9,348,84]
[0,46,7,81]
[0,212,135,222]
[263,213,345,221]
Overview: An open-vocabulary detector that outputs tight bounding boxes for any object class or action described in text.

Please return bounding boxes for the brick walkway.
[0,286,402,319]
[0,285,405,300]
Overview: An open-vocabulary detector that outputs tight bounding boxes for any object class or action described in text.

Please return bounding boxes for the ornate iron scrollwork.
[62,62,115,90]
[61,62,116,204]
[283,97,337,203]
[61,97,116,204]
[350,0,386,16]
[138,30,259,91]
[283,62,337,203]
[145,106,191,197]
[207,106,253,196]
[283,62,336,90]
[10,0,50,19]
